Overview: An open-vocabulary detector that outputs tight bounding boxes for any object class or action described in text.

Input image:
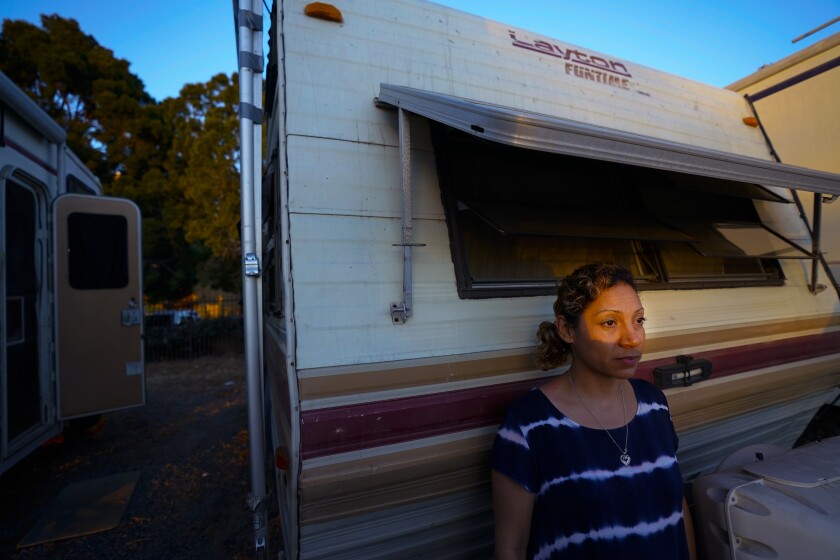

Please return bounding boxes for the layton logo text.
[510,30,633,91]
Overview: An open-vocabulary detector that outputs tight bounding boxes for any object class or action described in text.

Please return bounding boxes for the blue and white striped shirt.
[492,378,690,560]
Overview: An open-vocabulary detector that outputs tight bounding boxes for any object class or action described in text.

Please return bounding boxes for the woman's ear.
[555,316,575,344]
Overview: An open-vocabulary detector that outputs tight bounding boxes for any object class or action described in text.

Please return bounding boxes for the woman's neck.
[566,366,626,401]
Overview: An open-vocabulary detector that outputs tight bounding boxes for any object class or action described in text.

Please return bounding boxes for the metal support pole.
[237,1,268,557]
[391,108,424,324]
[810,193,823,294]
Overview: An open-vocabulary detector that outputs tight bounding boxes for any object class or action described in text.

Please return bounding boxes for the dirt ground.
[0,355,275,560]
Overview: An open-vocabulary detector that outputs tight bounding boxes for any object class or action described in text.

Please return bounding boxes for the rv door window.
[432,124,789,297]
[67,212,129,290]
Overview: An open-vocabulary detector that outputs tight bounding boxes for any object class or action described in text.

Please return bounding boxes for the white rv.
[234,2,840,558]
[0,71,144,476]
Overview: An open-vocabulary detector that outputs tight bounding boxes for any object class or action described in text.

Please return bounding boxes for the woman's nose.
[619,325,642,348]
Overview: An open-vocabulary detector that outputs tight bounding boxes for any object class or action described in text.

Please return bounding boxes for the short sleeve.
[491,396,540,494]
[634,379,680,453]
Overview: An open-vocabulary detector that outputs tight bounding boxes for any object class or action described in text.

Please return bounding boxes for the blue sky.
[1,0,236,102]
[2,0,838,101]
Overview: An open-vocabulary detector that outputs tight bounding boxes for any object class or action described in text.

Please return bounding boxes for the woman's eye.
[637,317,647,325]
[603,319,616,327]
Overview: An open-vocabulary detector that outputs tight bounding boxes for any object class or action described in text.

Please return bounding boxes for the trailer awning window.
[376,84,840,196]
[376,84,840,298]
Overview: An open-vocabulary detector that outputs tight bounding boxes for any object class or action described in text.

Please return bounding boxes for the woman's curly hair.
[535,262,637,370]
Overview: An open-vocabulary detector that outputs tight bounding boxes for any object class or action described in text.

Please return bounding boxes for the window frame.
[432,124,794,298]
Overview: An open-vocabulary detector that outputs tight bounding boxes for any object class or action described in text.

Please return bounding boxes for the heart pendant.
[620,453,631,466]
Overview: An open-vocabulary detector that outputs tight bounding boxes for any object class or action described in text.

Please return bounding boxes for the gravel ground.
[0,355,274,560]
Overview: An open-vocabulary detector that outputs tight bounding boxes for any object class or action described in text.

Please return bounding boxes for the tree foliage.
[166,74,242,293]
[0,15,242,299]
[0,15,152,180]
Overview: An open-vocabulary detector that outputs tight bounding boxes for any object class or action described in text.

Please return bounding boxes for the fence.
[144,297,244,361]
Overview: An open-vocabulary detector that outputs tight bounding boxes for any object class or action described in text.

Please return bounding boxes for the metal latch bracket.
[244,253,261,277]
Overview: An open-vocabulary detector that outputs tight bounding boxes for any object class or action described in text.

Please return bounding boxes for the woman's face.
[557,282,645,380]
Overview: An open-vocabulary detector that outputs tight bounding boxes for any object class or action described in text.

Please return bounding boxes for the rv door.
[53,194,144,419]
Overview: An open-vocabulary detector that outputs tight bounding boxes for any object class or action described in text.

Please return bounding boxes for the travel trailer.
[0,72,144,476]
[234,2,840,558]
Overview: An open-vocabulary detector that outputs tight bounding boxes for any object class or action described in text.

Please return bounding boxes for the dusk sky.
[2,0,838,101]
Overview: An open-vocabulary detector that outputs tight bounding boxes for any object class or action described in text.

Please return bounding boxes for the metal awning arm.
[390,108,425,324]
[808,191,840,297]
[787,189,840,298]
[743,94,840,299]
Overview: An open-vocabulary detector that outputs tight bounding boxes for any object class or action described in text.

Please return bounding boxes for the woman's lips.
[617,355,641,367]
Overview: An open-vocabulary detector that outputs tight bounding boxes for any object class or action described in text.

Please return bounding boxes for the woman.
[492,262,695,560]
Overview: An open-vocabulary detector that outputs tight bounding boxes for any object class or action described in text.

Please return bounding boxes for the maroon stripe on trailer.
[300,330,840,460]
[300,377,541,460]
[637,329,840,380]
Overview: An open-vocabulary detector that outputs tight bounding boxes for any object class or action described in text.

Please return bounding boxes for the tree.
[0,15,152,181]
[113,74,244,297]
[1,15,244,299]
[163,74,242,293]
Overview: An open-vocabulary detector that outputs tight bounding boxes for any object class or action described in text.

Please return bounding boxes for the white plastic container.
[692,436,840,560]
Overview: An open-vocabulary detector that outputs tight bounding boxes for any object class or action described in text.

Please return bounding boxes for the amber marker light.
[305,2,343,23]
[742,116,759,127]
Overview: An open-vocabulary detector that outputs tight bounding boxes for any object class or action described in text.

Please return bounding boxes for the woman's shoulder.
[630,378,668,405]
[503,386,557,421]
[508,386,551,408]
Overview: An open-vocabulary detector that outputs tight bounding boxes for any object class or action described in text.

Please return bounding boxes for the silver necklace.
[568,374,631,467]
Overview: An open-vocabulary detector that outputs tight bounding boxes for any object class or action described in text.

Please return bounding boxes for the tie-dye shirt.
[492,378,690,560]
